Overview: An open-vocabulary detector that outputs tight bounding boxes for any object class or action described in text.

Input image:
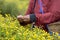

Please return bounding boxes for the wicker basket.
[48,21,60,33]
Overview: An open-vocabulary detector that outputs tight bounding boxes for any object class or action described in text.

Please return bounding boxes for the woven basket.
[49,21,60,33]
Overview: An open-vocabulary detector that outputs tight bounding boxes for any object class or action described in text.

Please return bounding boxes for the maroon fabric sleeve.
[25,0,34,15]
[35,0,60,25]
[35,12,60,25]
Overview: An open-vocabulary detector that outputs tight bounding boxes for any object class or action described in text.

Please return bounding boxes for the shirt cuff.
[30,14,36,23]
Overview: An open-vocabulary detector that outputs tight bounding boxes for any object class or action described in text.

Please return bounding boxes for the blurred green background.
[0,0,29,17]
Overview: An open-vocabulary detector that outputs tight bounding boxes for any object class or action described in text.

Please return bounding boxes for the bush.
[0,14,60,40]
[0,0,29,17]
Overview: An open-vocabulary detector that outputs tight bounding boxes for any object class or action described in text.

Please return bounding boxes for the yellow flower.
[42,37,45,40]
[0,14,60,40]
[18,33,22,35]
[6,31,9,35]
[58,36,60,39]
[28,38,32,40]
[8,37,15,40]
[55,32,59,35]
[32,34,37,38]
[47,39,51,40]
[37,38,40,40]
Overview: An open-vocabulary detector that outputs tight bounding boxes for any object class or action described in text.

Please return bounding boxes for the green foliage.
[0,0,29,17]
[0,14,60,40]
[0,0,60,40]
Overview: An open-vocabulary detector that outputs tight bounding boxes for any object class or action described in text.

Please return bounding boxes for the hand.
[17,15,31,26]
[17,15,24,22]
[23,15,30,22]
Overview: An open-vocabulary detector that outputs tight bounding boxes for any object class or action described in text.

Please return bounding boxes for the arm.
[32,11,60,25]
[25,0,34,15]
[17,0,35,26]
[30,0,60,25]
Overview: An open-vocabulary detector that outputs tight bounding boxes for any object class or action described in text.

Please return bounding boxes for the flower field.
[0,14,60,40]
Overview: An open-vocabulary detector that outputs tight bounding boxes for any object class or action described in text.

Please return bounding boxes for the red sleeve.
[25,0,34,15]
[35,12,60,24]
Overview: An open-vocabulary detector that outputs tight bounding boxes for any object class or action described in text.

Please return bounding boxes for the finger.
[17,15,23,19]
[17,15,24,20]
[23,15,30,22]
[17,15,24,22]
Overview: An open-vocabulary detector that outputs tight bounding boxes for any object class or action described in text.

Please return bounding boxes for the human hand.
[17,15,24,22]
[23,15,30,22]
[17,15,31,26]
